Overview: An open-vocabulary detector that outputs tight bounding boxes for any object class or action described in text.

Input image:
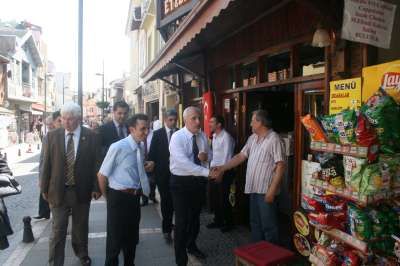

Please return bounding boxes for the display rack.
[309,178,400,207]
[310,141,368,158]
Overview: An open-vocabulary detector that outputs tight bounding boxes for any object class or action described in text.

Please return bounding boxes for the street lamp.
[95,60,105,121]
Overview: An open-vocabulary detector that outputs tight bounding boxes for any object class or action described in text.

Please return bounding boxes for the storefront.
[142,0,400,260]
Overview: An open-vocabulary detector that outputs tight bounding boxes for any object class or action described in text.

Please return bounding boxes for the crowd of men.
[38,100,286,266]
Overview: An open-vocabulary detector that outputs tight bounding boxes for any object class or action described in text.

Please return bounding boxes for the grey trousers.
[49,187,90,266]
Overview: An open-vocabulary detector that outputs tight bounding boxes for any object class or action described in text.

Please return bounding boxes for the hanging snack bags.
[361,88,400,154]
[355,113,379,162]
[334,110,357,145]
[301,114,328,142]
[380,154,400,189]
[320,114,340,143]
[343,156,367,192]
[360,163,390,195]
[348,204,372,241]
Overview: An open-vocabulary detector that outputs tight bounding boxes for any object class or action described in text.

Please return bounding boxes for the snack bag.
[368,208,389,239]
[361,88,400,154]
[301,114,328,142]
[343,156,367,192]
[301,194,324,212]
[320,114,340,143]
[380,154,400,188]
[355,113,379,162]
[341,250,361,266]
[312,245,340,266]
[334,110,357,145]
[348,204,372,241]
[360,163,389,195]
[320,154,345,187]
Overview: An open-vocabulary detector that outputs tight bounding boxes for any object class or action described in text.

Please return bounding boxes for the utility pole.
[78,0,83,120]
[96,60,105,121]
[62,75,64,104]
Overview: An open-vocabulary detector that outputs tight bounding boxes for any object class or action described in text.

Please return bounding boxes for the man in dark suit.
[148,109,178,243]
[41,103,101,266]
[98,101,129,158]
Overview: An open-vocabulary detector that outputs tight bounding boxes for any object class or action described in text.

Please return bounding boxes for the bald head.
[183,106,202,134]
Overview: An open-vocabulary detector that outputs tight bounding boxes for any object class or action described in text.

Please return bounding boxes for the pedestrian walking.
[41,103,101,266]
[169,106,213,266]
[207,115,235,232]
[213,110,285,244]
[148,109,178,243]
[34,111,62,220]
[98,101,129,159]
[97,114,153,266]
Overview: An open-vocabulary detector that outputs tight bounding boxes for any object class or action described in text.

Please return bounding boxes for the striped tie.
[65,133,75,185]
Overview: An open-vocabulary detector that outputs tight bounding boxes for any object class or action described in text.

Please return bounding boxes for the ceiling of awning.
[141,0,292,82]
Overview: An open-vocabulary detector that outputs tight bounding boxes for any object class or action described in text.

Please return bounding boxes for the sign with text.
[342,0,397,49]
[329,78,362,114]
[164,0,190,16]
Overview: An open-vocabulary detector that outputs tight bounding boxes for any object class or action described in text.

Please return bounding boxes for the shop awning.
[32,103,45,112]
[31,110,43,115]
[141,0,293,82]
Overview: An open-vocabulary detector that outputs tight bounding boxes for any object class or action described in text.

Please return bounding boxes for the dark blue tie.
[192,135,201,165]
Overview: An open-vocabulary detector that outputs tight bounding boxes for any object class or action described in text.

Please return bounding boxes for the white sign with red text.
[342,0,397,49]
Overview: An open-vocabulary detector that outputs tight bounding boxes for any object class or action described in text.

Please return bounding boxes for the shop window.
[299,45,325,76]
[240,61,257,87]
[265,52,290,82]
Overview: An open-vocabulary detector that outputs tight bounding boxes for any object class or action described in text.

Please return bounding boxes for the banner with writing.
[342,0,397,49]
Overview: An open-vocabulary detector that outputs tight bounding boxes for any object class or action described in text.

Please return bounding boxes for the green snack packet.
[348,204,372,241]
[343,155,367,192]
[360,163,387,195]
[380,154,400,188]
[361,89,400,154]
[334,110,357,145]
[320,114,340,143]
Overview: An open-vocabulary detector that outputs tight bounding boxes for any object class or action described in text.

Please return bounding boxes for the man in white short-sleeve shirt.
[213,110,285,243]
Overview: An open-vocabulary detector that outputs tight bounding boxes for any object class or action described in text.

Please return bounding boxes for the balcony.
[22,82,32,97]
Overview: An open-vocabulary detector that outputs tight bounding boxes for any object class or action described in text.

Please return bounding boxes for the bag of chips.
[343,156,367,192]
[341,250,361,266]
[348,204,372,241]
[361,88,400,154]
[355,113,379,162]
[360,163,390,195]
[334,110,357,145]
[320,114,340,143]
[301,114,328,142]
[320,154,345,187]
[380,154,400,188]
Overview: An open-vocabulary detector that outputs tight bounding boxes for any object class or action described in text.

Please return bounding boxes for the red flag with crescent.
[203,91,213,138]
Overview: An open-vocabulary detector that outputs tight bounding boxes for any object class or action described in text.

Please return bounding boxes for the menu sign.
[329,78,362,114]
[164,0,190,16]
[341,0,397,49]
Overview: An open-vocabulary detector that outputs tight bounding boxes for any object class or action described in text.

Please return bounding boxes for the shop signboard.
[362,59,400,104]
[329,77,362,114]
[341,0,397,49]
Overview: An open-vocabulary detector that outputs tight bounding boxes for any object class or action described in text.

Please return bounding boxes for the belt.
[119,188,142,196]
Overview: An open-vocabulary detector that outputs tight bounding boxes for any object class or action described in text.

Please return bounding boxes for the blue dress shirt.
[99,135,142,190]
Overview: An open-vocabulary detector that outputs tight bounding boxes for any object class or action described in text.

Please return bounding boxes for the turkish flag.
[203,91,213,138]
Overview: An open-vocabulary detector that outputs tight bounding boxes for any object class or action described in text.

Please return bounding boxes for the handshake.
[209,166,226,182]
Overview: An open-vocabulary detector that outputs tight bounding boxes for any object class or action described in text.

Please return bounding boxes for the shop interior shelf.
[309,178,400,207]
[310,141,368,158]
[312,225,368,254]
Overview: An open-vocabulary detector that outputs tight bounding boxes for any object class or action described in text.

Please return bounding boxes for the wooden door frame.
[293,79,325,210]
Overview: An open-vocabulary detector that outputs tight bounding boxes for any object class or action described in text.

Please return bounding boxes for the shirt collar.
[126,135,139,152]
[213,129,225,139]
[65,126,81,137]
[113,119,123,129]
[183,127,196,138]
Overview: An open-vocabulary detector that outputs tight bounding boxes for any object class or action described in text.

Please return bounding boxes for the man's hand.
[264,189,275,203]
[144,161,155,172]
[209,166,224,183]
[92,192,101,200]
[42,192,48,201]
[198,152,208,162]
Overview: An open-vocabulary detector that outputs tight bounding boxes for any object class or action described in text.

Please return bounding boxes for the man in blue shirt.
[98,114,153,266]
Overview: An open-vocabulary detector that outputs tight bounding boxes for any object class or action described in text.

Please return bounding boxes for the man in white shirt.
[207,115,235,232]
[169,106,212,266]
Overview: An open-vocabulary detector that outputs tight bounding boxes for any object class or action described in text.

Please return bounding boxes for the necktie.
[118,125,124,139]
[137,146,150,196]
[192,135,201,165]
[65,133,75,185]
[168,129,173,143]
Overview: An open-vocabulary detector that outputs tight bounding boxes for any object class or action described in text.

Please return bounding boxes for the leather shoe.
[187,248,207,259]
[80,256,91,266]
[206,222,222,229]
[163,233,172,244]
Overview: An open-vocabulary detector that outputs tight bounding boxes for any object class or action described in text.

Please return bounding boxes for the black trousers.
[170,175,206,266]
[208,171,234,226]
[38,193,50,218]
[156,174,174,234]
[105,188,141,266]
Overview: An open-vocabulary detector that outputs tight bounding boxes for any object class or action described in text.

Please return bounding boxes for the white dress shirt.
[64,126,81,157]
[169,127,210,177]
[210,129,235,167]
[113,119,128,138]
